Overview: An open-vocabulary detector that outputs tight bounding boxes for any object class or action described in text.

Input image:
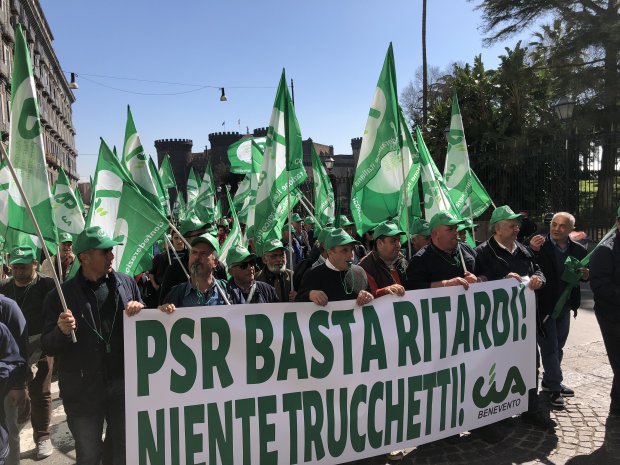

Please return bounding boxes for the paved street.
[19,285,619,464]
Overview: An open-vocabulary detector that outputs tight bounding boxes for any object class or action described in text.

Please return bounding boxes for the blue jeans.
[64,377,125,465]
[537,309,571,392]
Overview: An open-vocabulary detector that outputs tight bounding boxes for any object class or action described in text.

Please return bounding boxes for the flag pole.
[297,192,321,227]
[287,170,295,291]
[55,249,64,283]
[0,143,76,343]
[399,147,413,260]
[164,233,190,280]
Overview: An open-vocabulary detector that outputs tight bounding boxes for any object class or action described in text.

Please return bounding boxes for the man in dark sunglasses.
[226,246,279,304]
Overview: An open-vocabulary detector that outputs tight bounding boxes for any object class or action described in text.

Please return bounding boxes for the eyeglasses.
[237,261,256,270]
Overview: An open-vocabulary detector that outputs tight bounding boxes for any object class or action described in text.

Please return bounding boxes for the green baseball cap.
[190,233,220,253]
[261,238,285,254]
[411,218,431,236]
[490,205,523,225]
[226,245,256,269]
[457,221,478,232]
[317,226,335,245]
[429,211,463,231]
[304,216,315,225]
[59,232,73,243]
[373,220,406,239]
[179,217,207,236]
[9,246,36,265]
[338,215,354,227]
[324,228,360,250]
[73,226,122,255]
[291,213,303,222]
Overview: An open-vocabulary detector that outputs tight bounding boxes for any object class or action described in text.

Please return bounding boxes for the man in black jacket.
[590,208,620,416]
[41,226,145,465]
[529,212,588,404]
[256,239,295,302]
[475,206,552,432]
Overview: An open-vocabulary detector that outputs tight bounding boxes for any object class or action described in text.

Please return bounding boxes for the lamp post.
[552,96,576,211]
[325,156,337,219]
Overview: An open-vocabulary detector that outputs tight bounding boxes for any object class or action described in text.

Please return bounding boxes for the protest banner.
[125,278,535,465]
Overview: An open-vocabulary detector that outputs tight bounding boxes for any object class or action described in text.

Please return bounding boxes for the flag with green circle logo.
[51,167,85,239]
[122,105,162,213]
[350,43,412,235]
[227,137,266,174]
[194,163,216,223]
[186,167,200,208]
[233,172,259,226]
[3,24,58,252]
[253,69,307,255]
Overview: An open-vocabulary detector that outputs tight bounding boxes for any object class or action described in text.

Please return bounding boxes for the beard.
[267,264,285,274]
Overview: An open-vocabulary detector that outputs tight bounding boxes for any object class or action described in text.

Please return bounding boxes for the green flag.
[3,24,57,251]
[214,199,222,222]
[233,172,259,226]
[417,128,462,220]
[227,137,266,174]
[159,153,177,190]
[396,106,422,232]
[218,189,243,268]
[186,167,200,207]
[443,90,473,215]
[148,156,170,217]
[51,167,85,239]
[469,168,493,218]
[194,163,216,223]
[74,185,85,215]
[311,144,335,227]
[253,69,307,255]
[350,43,411,235]
[86,139,168,275]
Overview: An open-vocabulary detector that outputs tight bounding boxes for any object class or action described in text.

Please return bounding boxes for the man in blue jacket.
[590,207,620,417]
[41,226,145,465]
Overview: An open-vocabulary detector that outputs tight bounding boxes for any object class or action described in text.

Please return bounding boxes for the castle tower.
[154,138,193,205]
[351,137,362,166]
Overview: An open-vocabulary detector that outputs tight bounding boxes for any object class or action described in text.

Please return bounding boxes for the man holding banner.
[41,226,145,465]
[296,228,373,307]
[474,206,554,430]
[158,232,228,311]
[405,211,478,290]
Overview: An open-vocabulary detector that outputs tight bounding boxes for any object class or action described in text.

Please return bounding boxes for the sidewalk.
[19,286,620,464]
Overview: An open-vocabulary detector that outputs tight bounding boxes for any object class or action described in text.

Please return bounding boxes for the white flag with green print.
[0,159,9,251]
[253,69,307,255]
[4,24,58,251]
[148,156,170,216]
[350,43,411,235]
[233,172,259,226]
[194,164,216,223]
[416,127,461,220]
[51,167,85,238]
[122,105,162,212]
[443,90,473,216]
[227,137,266,174]
[311,144,335,227]
[86,139,168,275]
[186,167,200,208]
[218,189,243,268]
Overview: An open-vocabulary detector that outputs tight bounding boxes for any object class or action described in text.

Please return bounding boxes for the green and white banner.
[51,167,85,239]
[311,144,335,227]
[125,279,535,464]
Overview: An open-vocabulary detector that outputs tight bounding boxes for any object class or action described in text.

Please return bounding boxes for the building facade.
[0,0,77,182]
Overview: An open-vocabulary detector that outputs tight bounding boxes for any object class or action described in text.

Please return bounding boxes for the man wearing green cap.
[405,211,478,290]
[474,206,551,431]
[590,206,620,417]
[41,226,145,465]
[296,228,373,307]
[289,213,309,257]
[0,246,55,461]
[303,216,316,247]
[282,225,303,268]
[256,239,296,302]
[410,218,431,254]
[359,221,407,298]
[340,216,367,264]
[40,232,75,282]
[226,245,279,304]
[158,233,229,311]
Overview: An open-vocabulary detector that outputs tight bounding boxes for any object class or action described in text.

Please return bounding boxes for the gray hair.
[552,212,575,228]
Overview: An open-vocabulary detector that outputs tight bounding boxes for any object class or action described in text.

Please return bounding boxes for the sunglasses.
[237,260,256,270]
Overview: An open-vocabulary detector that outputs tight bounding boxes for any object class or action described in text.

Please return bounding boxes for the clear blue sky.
[40,0,536,181]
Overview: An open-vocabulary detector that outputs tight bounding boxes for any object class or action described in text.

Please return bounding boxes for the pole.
[286,170,295,291]
[0,143,76,343]
[290,78,295,106]
[398,147,413,260]
[164,234,190,281]
[55,249,64,283]
[297,193,321,227]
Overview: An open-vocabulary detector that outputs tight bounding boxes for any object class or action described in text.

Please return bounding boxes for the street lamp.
[443,125,451,142]
[552,96,575,121]
[325,156,335,173]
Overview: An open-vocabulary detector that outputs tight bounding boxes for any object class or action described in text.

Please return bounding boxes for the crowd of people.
[0,204,618,464]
